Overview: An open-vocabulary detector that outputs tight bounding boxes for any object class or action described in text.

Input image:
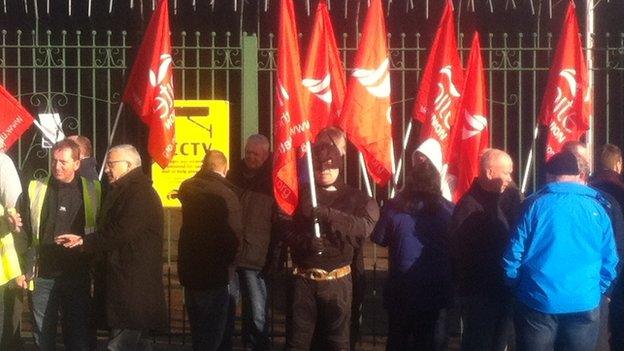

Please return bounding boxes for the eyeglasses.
[105,160,129,168]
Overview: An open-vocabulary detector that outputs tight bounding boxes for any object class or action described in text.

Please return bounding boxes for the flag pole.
[98,102,125,180]
[521,125,539,194]
[304,141,322,238]
[585,0,595,172]
[358,152,373,198]
[391,119,413,196]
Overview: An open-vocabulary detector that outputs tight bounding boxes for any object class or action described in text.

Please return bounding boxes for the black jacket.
[450,180,522,299]
[17,176,90,278]
[227,159,275,270]
[178,169,242,289]
[590,170,624,307]
[280,183,379,272]
[83,168,167,330]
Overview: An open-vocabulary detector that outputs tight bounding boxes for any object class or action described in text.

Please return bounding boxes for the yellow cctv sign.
[152,100,230,208]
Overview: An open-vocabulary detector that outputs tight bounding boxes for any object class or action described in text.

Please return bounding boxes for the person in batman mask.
[279,140,379,351]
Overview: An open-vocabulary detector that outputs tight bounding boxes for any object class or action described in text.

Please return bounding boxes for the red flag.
[539,1,591,159]
[302,0,346,139]
[340,0,393,185]
[273,0,311,215]
[448,33,489,202]
[122,0,175,168]
[0,85,34,152]
[413,1,463,163]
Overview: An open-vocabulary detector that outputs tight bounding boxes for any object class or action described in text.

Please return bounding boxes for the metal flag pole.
[521,125,539,194]
[585,0,595,172]
[358,153,373,198]
[304,141,322,238]
[391,119,413,196]
[98,102,125,180]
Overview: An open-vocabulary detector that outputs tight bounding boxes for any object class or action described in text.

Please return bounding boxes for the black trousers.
[386,307,440,351]
[287,274,352,351]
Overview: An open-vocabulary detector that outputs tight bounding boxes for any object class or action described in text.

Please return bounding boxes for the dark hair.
[52,139,81,161]
[396,152,442,214]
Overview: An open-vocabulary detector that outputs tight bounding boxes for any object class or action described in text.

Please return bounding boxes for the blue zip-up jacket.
[502,181,619,314]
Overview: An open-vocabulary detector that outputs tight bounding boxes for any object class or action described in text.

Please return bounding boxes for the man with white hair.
[450,148,522,351]
[57,144,166,350]
[227,134,273,351]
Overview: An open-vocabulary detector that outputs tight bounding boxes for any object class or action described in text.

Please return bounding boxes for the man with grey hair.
[57,144,166,350]
[450,148,522,351]
[227,134,273,350]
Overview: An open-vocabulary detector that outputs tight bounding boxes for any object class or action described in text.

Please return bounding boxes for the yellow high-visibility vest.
[0,205,23,286]
[27,176,101,290]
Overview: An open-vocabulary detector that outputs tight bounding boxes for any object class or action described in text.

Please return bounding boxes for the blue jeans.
[29,274,92,351]
[238,268,269,351]
[514,301,601,351]
[459,295,514,351]
[185,282,236,351]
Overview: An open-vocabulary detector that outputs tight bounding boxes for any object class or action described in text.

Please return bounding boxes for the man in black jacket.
[587,144,624,351]
[178,150,241,351]
[280,141,379,351]
[227,134,273,351]
[450,148,522,351]
[56,144,166,351]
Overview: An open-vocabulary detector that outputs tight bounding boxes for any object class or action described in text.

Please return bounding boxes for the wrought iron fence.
[1,29,624,344]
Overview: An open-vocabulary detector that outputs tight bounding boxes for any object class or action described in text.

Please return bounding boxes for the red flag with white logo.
[302,0,346,139]
[273,0,311,215]
[340,0,393,185]
[413,1,463,163]
[0,84,34,152]
[448,33,489,202]
[122,0,175,168]
[539,1,591,159]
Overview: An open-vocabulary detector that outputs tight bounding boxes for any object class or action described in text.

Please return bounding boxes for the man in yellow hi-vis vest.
[17,139,101,351]
[0,152,26,351]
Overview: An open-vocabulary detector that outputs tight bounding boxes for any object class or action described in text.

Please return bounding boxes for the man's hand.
[6,209,22,233]
[55,234,83,248]
[14,275,28,290]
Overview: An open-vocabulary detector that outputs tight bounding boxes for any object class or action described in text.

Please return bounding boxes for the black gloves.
[309,236,325,255]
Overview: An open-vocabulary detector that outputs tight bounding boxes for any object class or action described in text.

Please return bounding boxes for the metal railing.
[1,29,623,344]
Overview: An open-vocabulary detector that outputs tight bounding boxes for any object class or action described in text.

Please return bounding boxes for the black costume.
[279,142,379,351]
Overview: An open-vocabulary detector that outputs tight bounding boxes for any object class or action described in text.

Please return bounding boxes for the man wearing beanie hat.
[503,150,619,351]
[278,140,379,351]
[450,148,522,351]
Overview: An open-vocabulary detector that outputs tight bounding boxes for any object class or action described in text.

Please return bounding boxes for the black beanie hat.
[545,150,580,176]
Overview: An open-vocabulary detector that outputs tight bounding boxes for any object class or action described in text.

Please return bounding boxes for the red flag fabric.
[413,1,463,163]
[539,2,591,159]
[340,0,394,185]
[0,85,34,152]
[302,0,346,139]
[448,33,489,202]
[122,0,175,168]
[273,0,311,215]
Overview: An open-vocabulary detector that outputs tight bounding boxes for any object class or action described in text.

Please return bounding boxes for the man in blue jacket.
[503,150,619,351]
